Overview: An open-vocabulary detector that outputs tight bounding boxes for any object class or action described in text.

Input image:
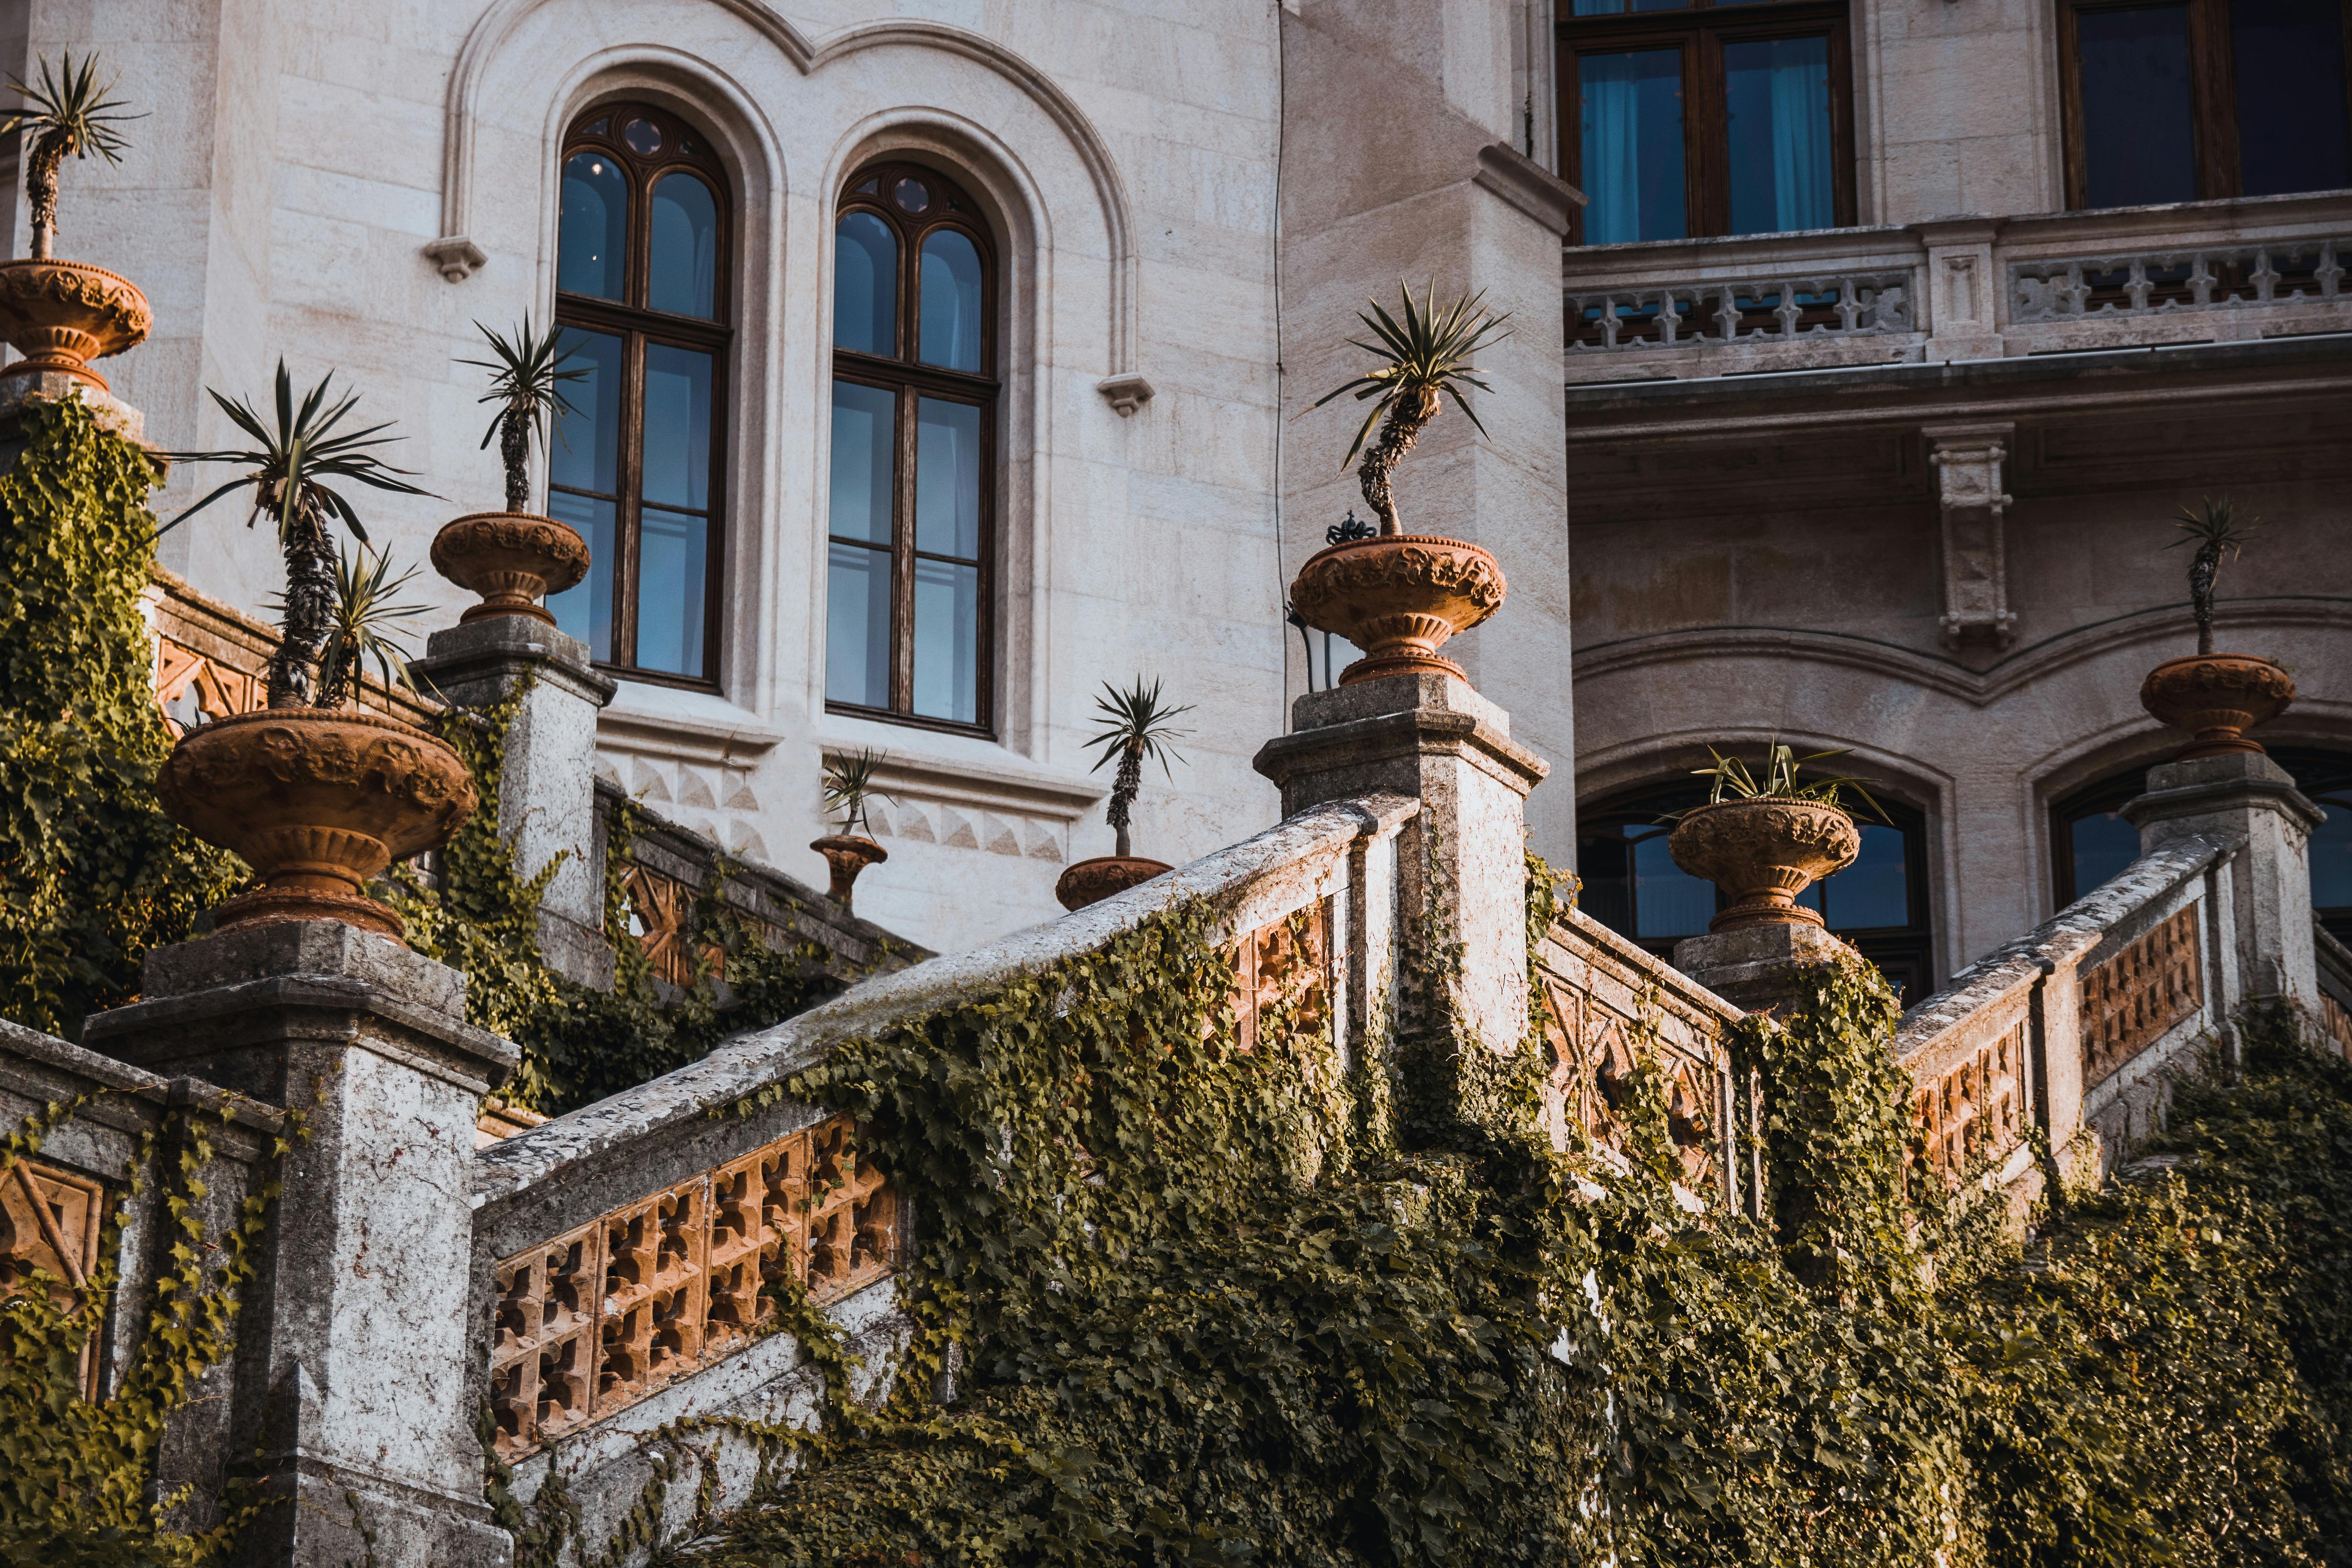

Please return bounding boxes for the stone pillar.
[82,922,518,1568]
[1671,923,1865,1017]
[410,617,617,985]
[2126,752,2323,1013]
[1925,421,2016,652]
[1254,673,1548,1141]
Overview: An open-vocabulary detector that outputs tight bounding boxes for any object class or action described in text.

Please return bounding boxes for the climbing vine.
[0,397,239,1037]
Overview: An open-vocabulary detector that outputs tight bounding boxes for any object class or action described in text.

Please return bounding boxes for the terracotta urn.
[430,512,592,626]
[2139,653,2295,759]
[157,708,478,942]
[811,834,887,907]
[0,259,151,392]
[1287,534,1506,686]
[1666,798,1860,933]
[1054,855,1172,912]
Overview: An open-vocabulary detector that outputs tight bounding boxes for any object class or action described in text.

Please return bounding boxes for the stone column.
[2126,752,2323,1013]
[1254,672,1548,1142]
[410,618,617,985]
[82,922,518,1568]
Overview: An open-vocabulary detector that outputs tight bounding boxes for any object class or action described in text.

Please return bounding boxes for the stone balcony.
[1563,189,2352,384]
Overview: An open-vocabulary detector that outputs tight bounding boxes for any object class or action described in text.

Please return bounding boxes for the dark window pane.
[635,506,708,677]
[2232,0,2352,197]
[2309,794,2352,909]
[911,557,980,724]
[1724,36,1835,234]
[1573,0,1626,10]
[640,345,712,512]
[2068,808,2143,901]
[1577,832,1635,934]
[622,118,662,156]
[829,381,896,545]
[918,230,986,371]
[826,541,891,707]
[559,151,630,300]
[2078,5,2197,207]
[550,329,623,495]
[545,492,615,662]
[1822,823,1908,930]
[835,212,898,356]
[1580,49,1688,243]
[915,397,982,559]
[1632,827,1714,938]
[648,173,719,318]
[895,176,933,213]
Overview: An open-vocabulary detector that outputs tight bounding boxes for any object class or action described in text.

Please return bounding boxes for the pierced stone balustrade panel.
[1230,897,1334,1054]
[2079,906,2204,1087]
[1913,1021,2025,1185]
[1567,272,1913,352]
[2011,240,2345,321]
[0,1156,105,1397]
[486,1113,897,1460]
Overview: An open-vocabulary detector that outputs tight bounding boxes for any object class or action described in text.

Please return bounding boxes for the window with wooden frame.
[1555,0,1857,246]
[2058,0,2352,210]
[824,162,996,733]
[544,103,731,686]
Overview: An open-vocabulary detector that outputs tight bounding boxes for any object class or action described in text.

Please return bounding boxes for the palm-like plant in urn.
[2139,499,2294,758]
[1664,745,1887,934]
[1292,283,1512,686]
[0,52,152,394]
[432,318,593,625]
[1057,678,1193,911]
[813,748,892,910]
[156,363,476,942]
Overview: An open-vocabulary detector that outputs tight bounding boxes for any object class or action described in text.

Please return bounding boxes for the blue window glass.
[2078,5,2197,207]
[559,151,628,300]
[648,173,719,318]
[1579,49,1688,243]
[918,230,985,372]
[1724,36,1833,235]
[835,212,898,356]
[2232,0,2352,197]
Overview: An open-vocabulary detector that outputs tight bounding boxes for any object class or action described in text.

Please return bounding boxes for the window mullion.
[616,329,646,669]
[891,383,918,714]
[2193,0,2241,197]
[1691,30,1727,238]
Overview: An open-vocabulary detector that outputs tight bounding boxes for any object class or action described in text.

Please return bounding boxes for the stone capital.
[408,614,616,710]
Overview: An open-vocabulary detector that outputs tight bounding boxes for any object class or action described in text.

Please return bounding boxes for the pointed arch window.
[825,163,997,733]
[544,103,731,686]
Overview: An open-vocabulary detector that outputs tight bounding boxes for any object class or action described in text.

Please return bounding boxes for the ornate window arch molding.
[432,4,1145,407]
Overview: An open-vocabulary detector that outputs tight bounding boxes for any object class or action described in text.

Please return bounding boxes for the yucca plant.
[822,748,892,839]
[1666,744,1889,824]
[1312,281,1511,537]
[460,316,587,514]
[1083,677,1193,858]
[301,543,428,708]
[0,51,139,261]
[163,362,429,708]
[2167,497,2256,657]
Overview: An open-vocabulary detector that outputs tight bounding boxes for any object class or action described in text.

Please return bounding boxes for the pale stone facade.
[7,0,2346,974]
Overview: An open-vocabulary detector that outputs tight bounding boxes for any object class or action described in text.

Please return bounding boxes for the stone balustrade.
[1562,190,2352,382]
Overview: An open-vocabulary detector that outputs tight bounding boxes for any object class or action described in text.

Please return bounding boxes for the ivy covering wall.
[679,876,2352,1568]
[0,400,236,1035]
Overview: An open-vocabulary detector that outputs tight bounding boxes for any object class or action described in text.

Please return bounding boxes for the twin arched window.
[547,104,731,684]
[823,163,996,732]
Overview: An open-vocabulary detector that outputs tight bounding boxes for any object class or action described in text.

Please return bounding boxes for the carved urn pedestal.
[1054,855,1172,912]
[1666,798,1860,933]
[1286,533,1506,686]
[158,708,478,942]
[0,258,151,391]
[430,512,592,624]
[2139,653,2295,759]
[811,833,887,909]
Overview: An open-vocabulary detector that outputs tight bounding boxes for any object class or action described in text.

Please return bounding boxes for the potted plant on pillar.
[1289,283,1512,687]
[1056,678,1193,911]
[812,748,891,910]
[1665,745,1884,933]
[0,52,151,393]
[2139,499,2294,758]
[431,318,593,624]
[154,363,476,941]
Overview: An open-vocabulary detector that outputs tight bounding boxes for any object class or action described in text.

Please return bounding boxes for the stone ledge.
[410,615,616,707]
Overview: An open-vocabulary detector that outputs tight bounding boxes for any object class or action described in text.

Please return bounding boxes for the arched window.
[2056,748,2352,944]
[824,162,996,732]
[543,103,731,685]
[1578,780,1938,1004]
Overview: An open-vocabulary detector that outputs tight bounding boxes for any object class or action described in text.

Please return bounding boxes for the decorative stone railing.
[1566,271,1912,352]
[1896,837,2233,1183]
[1532,906,1748,1209]
[467,791,1415,1542]
[1561,191,2352,382]
[2318,921,2352,1061]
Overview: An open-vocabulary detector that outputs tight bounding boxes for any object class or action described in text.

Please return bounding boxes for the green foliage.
[1669,741,1889,824]
[1313,282,1512,470]
[0,397,240,1036]
[673,870,2352,1568]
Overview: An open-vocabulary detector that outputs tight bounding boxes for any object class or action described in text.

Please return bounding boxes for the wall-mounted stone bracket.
[1925,420,2017,652]
[422,234,488,282]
